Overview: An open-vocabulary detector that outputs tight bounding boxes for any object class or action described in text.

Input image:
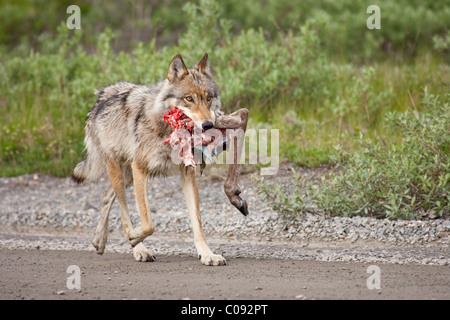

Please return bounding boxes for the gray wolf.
[72,53,227,265]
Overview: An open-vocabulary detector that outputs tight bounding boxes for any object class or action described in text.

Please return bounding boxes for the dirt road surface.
[0,232,449,300]
[1,170,449,301]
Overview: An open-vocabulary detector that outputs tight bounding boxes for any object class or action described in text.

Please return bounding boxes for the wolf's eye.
[206,96,211,102]
[185,96,193,102]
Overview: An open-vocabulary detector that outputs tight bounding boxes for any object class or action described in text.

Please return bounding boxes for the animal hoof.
[238,200,249,216]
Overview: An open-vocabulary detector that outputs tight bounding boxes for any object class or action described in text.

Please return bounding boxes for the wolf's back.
[72,80,170,184]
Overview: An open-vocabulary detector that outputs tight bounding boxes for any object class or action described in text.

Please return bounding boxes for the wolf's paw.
[132,243,156,262]
[127,225,155,247]
[92,242,105,255]
[92,235,107,255]
[198,253,227,266]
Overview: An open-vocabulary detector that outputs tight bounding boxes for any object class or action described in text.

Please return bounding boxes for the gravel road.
[1,244,449,300]
[0,164,449,299]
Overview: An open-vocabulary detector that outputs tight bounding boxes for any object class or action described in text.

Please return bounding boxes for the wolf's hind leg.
[92,166,133,254]
[92,185,115,254]
[107,160,155,262]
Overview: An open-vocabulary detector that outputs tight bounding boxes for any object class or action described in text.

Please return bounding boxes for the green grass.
[254,54,448,168]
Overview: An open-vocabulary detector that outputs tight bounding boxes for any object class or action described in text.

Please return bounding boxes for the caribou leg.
[215,108,249,216]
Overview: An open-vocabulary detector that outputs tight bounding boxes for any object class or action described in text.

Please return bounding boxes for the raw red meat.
[162,106,225,167]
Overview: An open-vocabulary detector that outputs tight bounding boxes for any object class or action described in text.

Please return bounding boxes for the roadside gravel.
[0,164,449,266]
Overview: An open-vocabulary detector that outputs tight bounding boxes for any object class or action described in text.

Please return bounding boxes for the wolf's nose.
[202,121,214,130]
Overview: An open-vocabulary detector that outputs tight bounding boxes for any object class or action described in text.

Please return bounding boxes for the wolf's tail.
[72,160,88,184]
[71,145,106,184]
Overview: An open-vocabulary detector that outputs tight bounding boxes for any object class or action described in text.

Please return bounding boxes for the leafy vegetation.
[1,0,448,61]
[256,90,449,220]
[0,0,448,218]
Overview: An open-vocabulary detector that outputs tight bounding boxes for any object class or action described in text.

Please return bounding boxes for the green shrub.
[0,0,333,175]
[2,0,448,60]
[0,0,448,180]
[252,169,316,218]
[256,90,449,219]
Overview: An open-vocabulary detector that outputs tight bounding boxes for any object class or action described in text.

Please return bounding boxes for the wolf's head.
[163,53,221,130]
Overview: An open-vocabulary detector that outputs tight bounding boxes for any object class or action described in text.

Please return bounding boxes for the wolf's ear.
[197,53,210,74]
[168,54,188,82]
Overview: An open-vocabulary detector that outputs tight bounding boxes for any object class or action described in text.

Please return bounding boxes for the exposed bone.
[214,108,249,216]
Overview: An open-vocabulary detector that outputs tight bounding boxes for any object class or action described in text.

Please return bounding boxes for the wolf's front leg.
[181,166,226,266]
